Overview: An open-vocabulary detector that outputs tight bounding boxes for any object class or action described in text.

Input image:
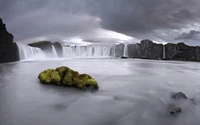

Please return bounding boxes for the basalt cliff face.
[127,39,200,61]
[0,18,19,63]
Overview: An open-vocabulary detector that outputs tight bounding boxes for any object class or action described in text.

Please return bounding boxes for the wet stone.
[172,92,187,99]
[168,104,182,115]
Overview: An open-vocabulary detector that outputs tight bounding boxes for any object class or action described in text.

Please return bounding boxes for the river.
[0,58,200,125]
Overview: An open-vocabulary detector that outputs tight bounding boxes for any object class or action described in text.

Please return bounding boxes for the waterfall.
[51,45,58,58]
[17,43,46,60]
[62,44,114,58]
[163,45,165,59]
[123,44,128,57]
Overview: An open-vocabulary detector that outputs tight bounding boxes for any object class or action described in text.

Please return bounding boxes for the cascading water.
[163,45,165,59]
[123,44,128,57]
[17,43,117,60]
[17,43,46,60]
[51,45,58,58]
[62,44,114,58]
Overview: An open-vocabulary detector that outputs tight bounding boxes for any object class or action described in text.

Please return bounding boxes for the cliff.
[127,39,200,61]
[0,18,19,63]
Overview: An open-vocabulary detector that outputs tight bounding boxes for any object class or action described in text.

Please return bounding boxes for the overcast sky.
[0,0,200,45]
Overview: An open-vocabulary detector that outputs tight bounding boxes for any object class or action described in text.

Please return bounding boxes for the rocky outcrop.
[165,43,198,61]
[168,104,182,115]
[0,18,19,63]
[172,92,187,99]
[127,39,200,62]
[112,43,125,57]
[28,41,63,57]
[128,39,163,59]
[38,66,99,90]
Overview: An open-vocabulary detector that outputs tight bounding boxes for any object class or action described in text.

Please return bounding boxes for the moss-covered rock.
[38,66,99,90]
[38,69,61,85]
[79,74,98,89]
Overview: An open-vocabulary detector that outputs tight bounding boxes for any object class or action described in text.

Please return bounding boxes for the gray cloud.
[1,0,200,44]
[87,0,200,33]
[175,30,200,40]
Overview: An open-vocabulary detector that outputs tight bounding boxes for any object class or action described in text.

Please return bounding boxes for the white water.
[17,43,117,61]
[17,43,46,60]
[123,44,128,57]
[62,45,114,58]
[163,45,166,59]
[51,45,58,58]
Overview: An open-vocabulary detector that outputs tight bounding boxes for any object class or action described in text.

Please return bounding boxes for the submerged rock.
[121,56,128,59]
[168,104,182,115]
[172,92,187,99]
[38,66,99,90]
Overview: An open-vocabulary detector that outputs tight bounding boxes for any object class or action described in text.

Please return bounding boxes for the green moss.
[79,74,92,79]
[56,66,70,78]
[38,69,61,85]
[76,80,86,89]
[38,66,99,90]
[79,74,98,89]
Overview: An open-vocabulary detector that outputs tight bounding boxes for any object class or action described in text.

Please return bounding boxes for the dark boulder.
[121,56,128,59]
[168,104,182,115]
[172,92,187,99]
[0,18,19,63]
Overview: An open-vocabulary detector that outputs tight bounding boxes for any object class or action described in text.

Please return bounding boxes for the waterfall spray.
[123,44,128,57]
[17,43,46,60]
[62,45,114,58]
[51,45,58,58]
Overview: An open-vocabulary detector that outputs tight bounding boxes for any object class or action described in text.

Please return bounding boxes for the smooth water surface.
[0,59,200,125]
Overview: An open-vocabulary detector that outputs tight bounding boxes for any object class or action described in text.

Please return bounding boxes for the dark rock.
[28,41,53,52]
[0,18,19,63]
[121,56,128,59]
[164,42,198,61]
[165,43,177,60]
[172,52,191,61]
[29,41,63,57]
[172,92,187,99]
[128,39,163,59]
[168,104,182,115]
[128,43,141,58]
[127,39,200,62]
[112,43,125,58]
